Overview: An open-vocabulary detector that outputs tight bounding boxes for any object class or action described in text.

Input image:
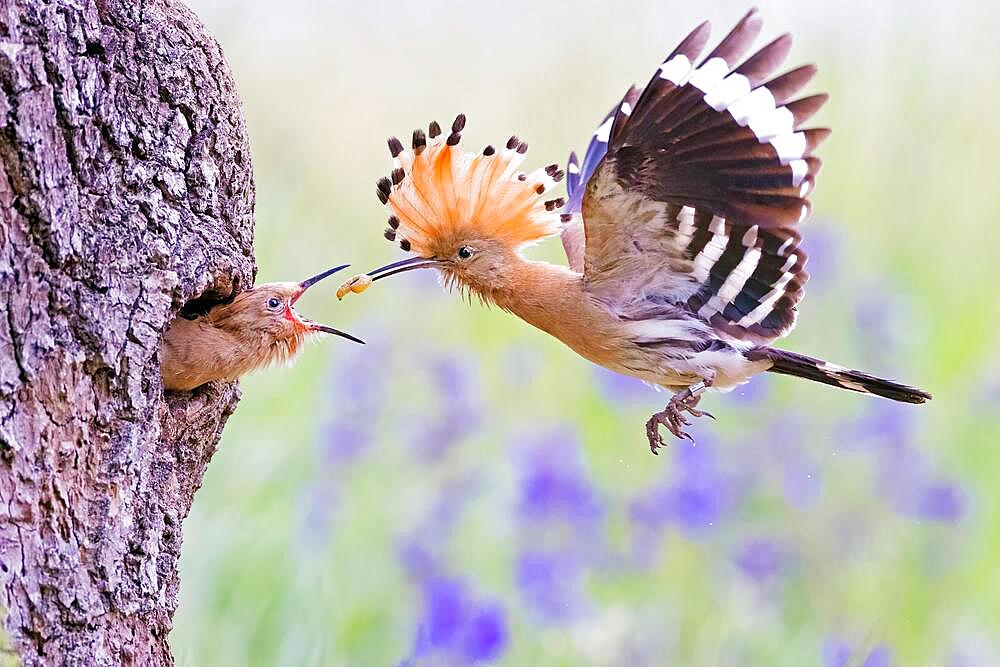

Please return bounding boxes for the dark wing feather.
[581,9,829,344]
[562,87,638,271]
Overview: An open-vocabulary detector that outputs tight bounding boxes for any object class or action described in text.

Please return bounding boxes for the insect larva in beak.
[336,274,373,300]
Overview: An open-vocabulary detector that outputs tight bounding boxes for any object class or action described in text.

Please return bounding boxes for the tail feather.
[748,347,932,404]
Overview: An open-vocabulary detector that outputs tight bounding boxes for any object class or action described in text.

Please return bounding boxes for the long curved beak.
[293,263,351,303]
[365,256,442,282]
[290,263,364,344]
[305,322,365,345]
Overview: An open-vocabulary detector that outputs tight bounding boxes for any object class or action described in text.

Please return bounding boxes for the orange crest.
[376,115,566,257]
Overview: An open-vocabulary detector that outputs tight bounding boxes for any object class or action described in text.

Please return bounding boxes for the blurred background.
[174,1,1000,665]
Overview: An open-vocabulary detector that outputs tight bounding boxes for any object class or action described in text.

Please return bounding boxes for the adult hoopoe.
[340,9,931,453]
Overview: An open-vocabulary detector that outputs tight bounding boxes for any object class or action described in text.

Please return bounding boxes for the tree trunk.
[0,0,255,664]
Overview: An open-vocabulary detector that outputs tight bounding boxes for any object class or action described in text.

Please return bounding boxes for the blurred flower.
[515,550,588,622]
[862,645,893,667]
[734,539,786,582]
[402,576,509,665]
[424,577,466,648]
[669,480,723,534]
[903,479,966,523]
[854,282,913,363]
[318,338,392,465]
[822,640,893,667]
[300,482,335,547]
[799,220,840,290]
[978,372,1000,407]
[411,354,482,459]
[723,374,771,407]
[843,400,914,453]
[630,434,730,538]
[515,427,603,526]
[320,421,370,465]
[397,476,481,581]
[822,638,851,667]
[461,604,508,663]
[627,433,741,571]
[784,459,822,511]
[511,428,604,622]
[839,399,967,523]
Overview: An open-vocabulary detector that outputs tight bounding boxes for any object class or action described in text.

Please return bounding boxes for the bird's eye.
[457,246,475,260]
[266,297,283,310]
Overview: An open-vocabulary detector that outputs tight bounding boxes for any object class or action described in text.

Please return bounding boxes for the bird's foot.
[644,380,714,454]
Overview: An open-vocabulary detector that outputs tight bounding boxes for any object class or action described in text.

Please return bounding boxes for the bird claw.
[644,383,713,454]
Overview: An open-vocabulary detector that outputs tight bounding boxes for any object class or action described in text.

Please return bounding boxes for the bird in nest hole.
[160,264,363,392]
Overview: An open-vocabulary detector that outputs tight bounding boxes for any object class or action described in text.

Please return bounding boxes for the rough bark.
[0,0,255,664]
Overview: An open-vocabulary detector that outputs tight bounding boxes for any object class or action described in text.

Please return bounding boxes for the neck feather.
[476,258,583,336]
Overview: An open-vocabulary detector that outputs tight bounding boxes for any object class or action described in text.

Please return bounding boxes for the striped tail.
[747,348,932,403]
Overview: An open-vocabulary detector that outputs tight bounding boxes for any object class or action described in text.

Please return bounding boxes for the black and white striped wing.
[581,9,829,343]
[561,87,638,273]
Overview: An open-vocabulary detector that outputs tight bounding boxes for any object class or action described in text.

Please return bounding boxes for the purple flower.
[321,421,370,464]
[423,577,466,648]
[724,374,771,406]
[862,645,893,667]
[735,539,786,582]
[668,438,727,534]
[461,605,508,663]
[782,456,822,509]
[515,427,603,525]
[669,483,722,534]
[515,550,586,622]
[909,480,965,523]
[854,283,912,361]
[823,639,851,667]
[404,576,509,664]
[317,338,392,466]
[411,354,482,459]
[629,435,730,539]
[843,400,914,454]
[980,372,1000,407]
[799,220,840,290]
[397,477,480,582]
[299,482,335,547]
[822,640,893,667]
[398,539,437,582]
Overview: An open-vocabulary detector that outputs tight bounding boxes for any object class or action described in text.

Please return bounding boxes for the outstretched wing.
[581,9,829,344]
[561,88,637,272]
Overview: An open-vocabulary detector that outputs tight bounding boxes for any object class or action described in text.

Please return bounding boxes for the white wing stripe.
[696,70,809,182]
[699,246,762,319]
[658,54,692,85]
[689,57,730,92]
[726,87,775,126]
[673,206,697,252]
[704,73,751,112]
[692,220,729,283]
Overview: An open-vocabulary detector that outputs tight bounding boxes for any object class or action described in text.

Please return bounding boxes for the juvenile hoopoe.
[160,264,363,391]
[340,9,931,453]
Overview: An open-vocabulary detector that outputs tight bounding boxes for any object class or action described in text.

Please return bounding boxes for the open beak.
[293,263,352,304]
[301,320,365,345]
[365,256,442,282]
[289,263,365,345]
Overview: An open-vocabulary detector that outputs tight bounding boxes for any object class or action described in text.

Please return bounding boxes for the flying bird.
[342,9,931,453]
[161,264,363,391]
